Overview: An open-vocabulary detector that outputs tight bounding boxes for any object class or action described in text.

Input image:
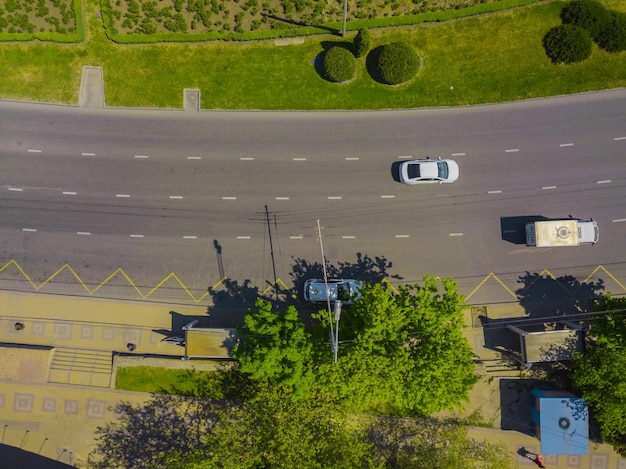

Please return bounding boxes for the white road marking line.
[81,152,95,156]
[488,190,503,194]
[289,235,304,239]
[27,149,42,153]
[345,157,359,161]
[542,186,557,190]
[395,234,410,238]
[236,236,251,239]
[328,196,342,200]
[451,153,466,156]
[380,195,395,199]
[22,228,37,232]
[597,180,612,184]
[134,155,149,159]
[275,197,290,200]
[449,233,464,236]
[614,136,626,141]
[398,155,412,159]
[559,143,574,147]
[612,218,626,223]
[63,191,77,195]
[130,234,144,238]
[8,187,23,192]
[76,232,91,236]
[116,194,130,198]
[505,149,519,153]
[169,195,184,199]
[342,236,356,239]
[240,157,254,161]
[222,196,237,200]
[183,235,198,239]
[293,157,307,161]
[187,156,202,160]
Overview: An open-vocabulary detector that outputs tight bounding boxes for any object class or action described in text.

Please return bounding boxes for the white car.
[303,278,362,304]
[399,157,459,184]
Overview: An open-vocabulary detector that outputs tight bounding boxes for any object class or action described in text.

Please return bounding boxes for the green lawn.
[0,0,624,109]
[115,366,210,394]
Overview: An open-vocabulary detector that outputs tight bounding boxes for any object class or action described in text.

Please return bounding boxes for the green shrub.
[560,0,611,42]
[353,28,371,58]
[376,41,420,85]
[543,24,592,64]
[596,12,626,53]
[322,46,356,82]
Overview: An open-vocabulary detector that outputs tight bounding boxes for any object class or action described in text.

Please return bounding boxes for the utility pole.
[316,219,335,358]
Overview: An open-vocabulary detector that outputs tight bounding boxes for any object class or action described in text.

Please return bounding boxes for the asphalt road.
[1,90,625,307]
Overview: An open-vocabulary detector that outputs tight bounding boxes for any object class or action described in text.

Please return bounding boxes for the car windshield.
[437,161,449,179]
[407,163,421,179]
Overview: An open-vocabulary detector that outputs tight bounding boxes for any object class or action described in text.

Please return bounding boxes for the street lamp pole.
[333,300,342,363]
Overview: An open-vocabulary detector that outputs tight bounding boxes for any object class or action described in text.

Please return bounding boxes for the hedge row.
[0,0,83,42]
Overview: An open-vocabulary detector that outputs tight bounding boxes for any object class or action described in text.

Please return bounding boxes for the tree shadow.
[500,378,546,435]
[206,279,262,328]
[516,272,604,318]
[0,444,75,469]
[365,45,385,84]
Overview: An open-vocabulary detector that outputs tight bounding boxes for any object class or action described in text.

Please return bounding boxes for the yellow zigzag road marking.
[1,260,624,304]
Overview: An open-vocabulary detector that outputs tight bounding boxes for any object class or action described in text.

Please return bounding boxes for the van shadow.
[500,215,547,244]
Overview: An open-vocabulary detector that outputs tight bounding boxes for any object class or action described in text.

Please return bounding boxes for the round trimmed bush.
[596,12,626,53]
[322,46,356,83]
[376,42,420,85]
[560,0,611,42]
[543,24,593,64]
[353,28,371,58]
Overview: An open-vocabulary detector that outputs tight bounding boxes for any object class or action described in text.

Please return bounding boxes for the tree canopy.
[233,299,314,398]
[315,277,477,415]
[571,294,626,456]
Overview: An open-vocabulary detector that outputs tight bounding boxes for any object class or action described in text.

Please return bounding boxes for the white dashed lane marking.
[395,235,410,238]
[289,236,304,239]
[614,137,626,141]
[328,196,342,200]
[187,156,202,160]
[22,228,37,232]
[449,233,464,237]
[613,219,626,223]
[342,236,356,239]
[63,191,77,195]
[293,158,307,161]
[542,186,557,190]
[130,234,144,238]
[134,155,149,159]
[8,187,23,192]
[505,149,519,153]
[451,153,466,156]
[169,195,184,199]
[236,236,251,240]
[345,157,359,161]
[559,143,574,147]
[597,180,612,184]
[116,194,130,198]
[240,157,254,161]
[27,149,42,153]
[76,232,91,236]
[81,152,95,156]
[183,236,198,239]
[380,195,395,199]
[222,196,237,200]
[488,190,503,194]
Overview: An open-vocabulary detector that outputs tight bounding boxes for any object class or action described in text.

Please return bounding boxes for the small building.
[507,322,584,366]
[530,387,588,455]
[180,320,239,360]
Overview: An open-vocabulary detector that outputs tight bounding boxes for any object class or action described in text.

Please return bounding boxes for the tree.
[353,28,371,58]
[233,298,314,398]
[570,294,626,456]
[560,0,611,42]
[365,416,513,469]
[596,12,626,53]
[543,24,593,64]
[315,277,477,416]
[376,42,420,85]
[321,46,356,82]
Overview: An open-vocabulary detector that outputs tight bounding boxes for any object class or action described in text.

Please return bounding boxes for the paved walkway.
[1,291,625,468]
